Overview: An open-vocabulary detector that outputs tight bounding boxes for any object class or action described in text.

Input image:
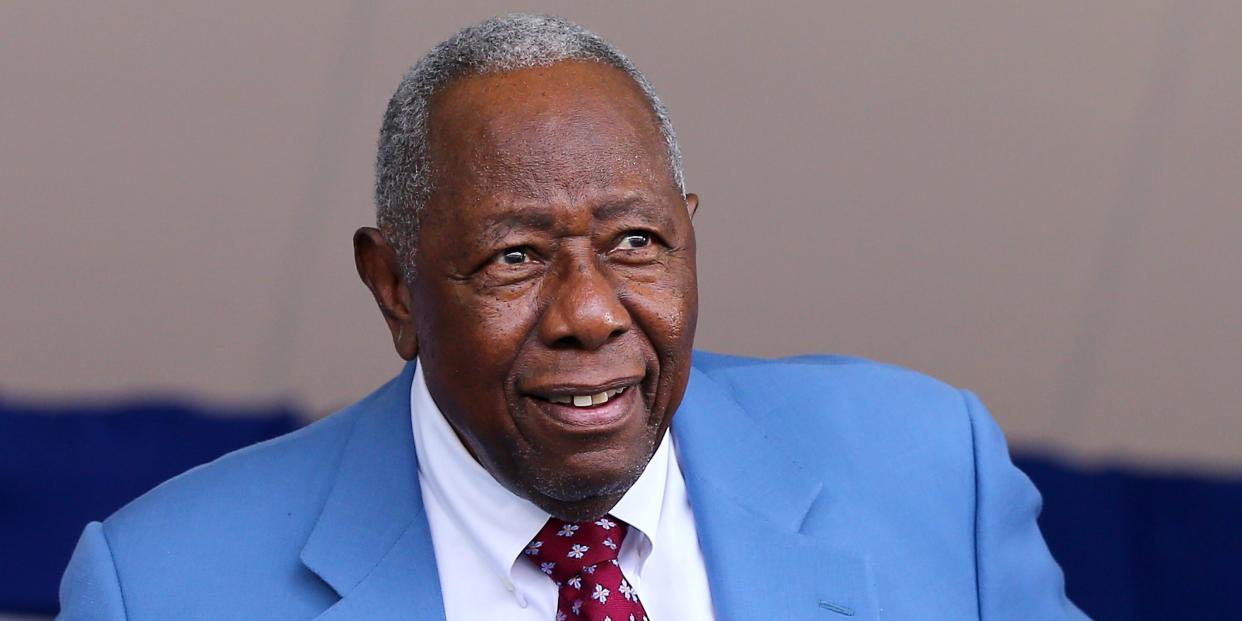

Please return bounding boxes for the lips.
[521,376,644,432]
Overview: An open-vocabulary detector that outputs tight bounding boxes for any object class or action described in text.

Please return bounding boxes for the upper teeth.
[550,387,627,407]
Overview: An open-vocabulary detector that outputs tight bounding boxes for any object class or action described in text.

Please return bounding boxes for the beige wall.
[2,1,1239,471]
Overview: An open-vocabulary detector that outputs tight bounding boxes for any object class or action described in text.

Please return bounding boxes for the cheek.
[416,283,535,372]
[621,270,698,350]
[454,288,547,381]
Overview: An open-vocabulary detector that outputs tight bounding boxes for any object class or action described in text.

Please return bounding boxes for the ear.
[353,227,418,360]
[685,193,699,219]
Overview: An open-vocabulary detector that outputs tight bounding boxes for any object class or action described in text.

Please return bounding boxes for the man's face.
[410,61,697,520]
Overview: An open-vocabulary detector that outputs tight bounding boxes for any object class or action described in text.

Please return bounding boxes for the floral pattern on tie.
[524,515,650,621]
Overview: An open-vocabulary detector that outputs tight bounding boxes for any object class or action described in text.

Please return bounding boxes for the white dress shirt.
[409,362,716,620]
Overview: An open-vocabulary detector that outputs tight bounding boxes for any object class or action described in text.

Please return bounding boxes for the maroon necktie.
[523,515,650,621]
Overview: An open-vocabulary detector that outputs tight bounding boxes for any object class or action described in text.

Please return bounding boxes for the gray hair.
[374,13,685,279]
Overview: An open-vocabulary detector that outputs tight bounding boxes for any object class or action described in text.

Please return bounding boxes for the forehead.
[425,61,672,204]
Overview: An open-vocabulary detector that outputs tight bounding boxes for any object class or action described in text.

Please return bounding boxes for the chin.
[521,443,652,509]
[531,479,635,523]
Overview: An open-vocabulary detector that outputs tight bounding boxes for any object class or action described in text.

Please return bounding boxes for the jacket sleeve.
[962,390,1091,620]
[57,521,128,621]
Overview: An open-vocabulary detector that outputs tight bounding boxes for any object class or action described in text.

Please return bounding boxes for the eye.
[477,244,544,286]
[490,247,536,267]
[615,232,652,250]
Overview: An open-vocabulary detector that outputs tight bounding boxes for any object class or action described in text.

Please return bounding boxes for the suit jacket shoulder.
[59,373,399,620]
[682,351,1083,620]
[692,349,973,479]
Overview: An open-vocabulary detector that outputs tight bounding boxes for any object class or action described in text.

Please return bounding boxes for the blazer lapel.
[301,361,446,621]
[674,366,878,620]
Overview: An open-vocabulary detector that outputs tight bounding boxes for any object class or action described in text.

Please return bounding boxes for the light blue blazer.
[58,352,1087,620]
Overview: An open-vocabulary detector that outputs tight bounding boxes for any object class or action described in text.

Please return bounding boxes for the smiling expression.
[406,61,698,521]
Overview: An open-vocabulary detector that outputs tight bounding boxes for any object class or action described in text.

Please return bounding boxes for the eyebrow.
[592,195,646,222]
[482,209,558,236]
[479,194,671,241]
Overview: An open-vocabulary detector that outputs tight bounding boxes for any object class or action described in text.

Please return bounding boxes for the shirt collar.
[604,423,669,560]
[408,360,670,581]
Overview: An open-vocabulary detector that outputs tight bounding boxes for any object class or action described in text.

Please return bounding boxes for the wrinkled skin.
[355,61,699,521]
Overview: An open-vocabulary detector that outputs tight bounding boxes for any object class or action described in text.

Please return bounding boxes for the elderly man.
[58,14,1085,621]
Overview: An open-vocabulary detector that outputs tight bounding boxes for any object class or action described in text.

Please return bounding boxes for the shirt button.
[503,579,515,592]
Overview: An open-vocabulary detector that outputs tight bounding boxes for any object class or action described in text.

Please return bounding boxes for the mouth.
[521,376,644,432]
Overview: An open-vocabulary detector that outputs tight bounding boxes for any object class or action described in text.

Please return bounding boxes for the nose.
[538,256,631,350]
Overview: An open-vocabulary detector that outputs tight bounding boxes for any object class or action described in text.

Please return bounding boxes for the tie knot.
[523,515,628,584]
